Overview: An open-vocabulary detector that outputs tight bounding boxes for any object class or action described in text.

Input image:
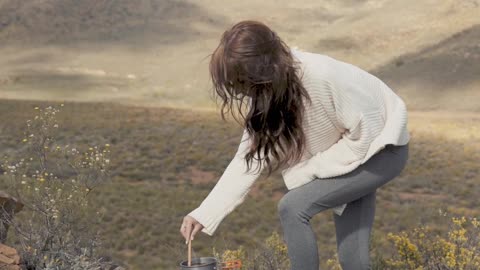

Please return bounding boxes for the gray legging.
[277,143,409,270]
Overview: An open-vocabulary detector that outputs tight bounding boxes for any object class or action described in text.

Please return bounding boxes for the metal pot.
[179,257,218,270]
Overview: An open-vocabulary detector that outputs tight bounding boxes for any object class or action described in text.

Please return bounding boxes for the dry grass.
[0,99,478,269]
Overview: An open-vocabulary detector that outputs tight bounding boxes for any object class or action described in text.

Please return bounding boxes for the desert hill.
[0,0,479,111]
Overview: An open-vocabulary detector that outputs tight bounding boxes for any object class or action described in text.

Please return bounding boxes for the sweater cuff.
[187,206,218,237]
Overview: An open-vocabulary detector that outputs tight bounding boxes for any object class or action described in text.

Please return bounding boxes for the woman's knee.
[277,192,317,222]
[277,193,304,220]
[277,193,294,219]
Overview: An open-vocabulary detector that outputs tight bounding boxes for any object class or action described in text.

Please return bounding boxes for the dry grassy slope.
[0,99,478,269]
[0,0,479,111]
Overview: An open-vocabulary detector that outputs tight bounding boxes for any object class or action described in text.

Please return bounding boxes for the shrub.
[212,230,290,270]
[0,104,115,269]
[384,210,480,270]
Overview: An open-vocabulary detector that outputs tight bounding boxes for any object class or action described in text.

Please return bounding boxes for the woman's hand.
[180,215,204,244]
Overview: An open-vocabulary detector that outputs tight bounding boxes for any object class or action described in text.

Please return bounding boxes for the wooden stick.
[187,237,192,266]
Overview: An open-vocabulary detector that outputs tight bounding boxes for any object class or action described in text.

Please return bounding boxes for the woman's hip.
[332,142,409,192]
[277,143,410,211]
[308,143,409,203]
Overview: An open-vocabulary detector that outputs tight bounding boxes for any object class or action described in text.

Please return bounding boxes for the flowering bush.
[212,230,290,270]
[384,210,480,270]
[324,211,480,270]
[0,104,115,269]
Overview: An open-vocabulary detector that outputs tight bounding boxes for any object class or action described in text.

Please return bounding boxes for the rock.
[0,243,21,270]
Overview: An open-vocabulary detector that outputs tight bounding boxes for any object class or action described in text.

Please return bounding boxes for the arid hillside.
[0,0,479,111]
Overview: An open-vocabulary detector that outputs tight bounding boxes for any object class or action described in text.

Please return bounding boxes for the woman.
[180,20,409,270]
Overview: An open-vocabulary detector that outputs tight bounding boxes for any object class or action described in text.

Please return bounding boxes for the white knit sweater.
[187,48,410,236]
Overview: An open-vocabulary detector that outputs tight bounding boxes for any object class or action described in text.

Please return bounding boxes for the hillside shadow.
[1,67,134,95]
[4,51,59,66]
[370,24,480,93]
[0,0,227,49]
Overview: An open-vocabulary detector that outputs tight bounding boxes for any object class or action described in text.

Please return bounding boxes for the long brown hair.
[208,20,312,178]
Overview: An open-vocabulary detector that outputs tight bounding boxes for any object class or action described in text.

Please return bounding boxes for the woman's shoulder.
[291,48,330,85]
[296,49,380,93]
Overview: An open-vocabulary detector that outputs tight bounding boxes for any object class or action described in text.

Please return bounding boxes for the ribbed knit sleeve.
[187,128,263,236]
[282,78,385,183]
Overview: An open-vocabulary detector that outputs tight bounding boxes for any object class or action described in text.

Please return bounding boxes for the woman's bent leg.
[277,191,327,270]
[333,190,376,270]
[277,144,408,270]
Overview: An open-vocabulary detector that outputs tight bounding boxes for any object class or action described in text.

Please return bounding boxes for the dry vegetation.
[0,100,478,269]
